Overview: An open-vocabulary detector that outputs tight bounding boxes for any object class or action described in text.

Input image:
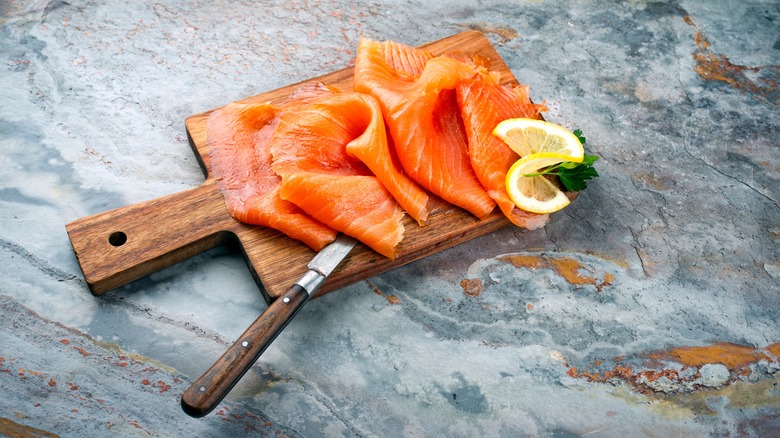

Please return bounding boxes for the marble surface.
[1,0,779,436]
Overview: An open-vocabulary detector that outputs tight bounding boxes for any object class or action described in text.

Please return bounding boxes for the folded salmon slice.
[456,78,550,230]
[206,102,338,251]
[354,38,496,220]
[341,95,430,226]
[271,91,420,259]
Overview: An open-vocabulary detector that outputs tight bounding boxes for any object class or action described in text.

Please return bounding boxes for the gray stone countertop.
[1,0,779,436]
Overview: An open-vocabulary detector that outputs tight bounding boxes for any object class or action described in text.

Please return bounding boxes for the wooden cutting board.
[66,30,527,303]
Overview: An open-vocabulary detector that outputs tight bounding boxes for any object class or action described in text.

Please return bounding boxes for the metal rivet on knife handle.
[180,235,357,417]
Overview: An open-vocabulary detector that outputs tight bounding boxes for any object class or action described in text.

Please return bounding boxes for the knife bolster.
[295,270,326,296]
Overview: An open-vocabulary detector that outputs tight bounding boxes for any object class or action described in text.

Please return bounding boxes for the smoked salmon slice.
[206,102,338,251]
[456,78,550,229]
[341,94,430,226]
[270,91,420,259]
[208,39,554,259]
[354,38,497,220]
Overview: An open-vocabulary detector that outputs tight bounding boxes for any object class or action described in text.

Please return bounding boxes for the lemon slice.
[505,152,579,214]
[493,118,584,160]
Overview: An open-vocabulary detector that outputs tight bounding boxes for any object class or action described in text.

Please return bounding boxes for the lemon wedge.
[505,152,579,214]
[493,118,584,160]
[495,119,587,214]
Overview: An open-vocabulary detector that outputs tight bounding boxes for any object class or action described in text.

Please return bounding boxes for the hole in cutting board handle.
[108,231,127,247]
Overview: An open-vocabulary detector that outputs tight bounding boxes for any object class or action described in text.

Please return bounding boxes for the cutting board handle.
[66,180,235,295]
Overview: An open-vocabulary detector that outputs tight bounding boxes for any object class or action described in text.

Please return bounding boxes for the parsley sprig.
[523,129,600,192]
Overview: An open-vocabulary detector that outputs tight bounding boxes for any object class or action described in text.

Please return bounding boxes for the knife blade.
[180,235,358,417]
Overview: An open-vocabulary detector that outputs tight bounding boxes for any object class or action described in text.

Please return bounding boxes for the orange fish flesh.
[271,91,419,259]
[206,101,338,251]
[208,39,555,259]
[456,77,549,229]
[354,38,497,220]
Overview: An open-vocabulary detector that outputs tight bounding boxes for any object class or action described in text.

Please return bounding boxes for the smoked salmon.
[354,38,497,220]
[270,91,422,259]
[208,37,554,259]
[456,78,549,229]
[206,101,338,251]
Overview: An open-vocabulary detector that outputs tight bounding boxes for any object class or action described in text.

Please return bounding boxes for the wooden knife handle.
[65,180,234,295]
[180,283,311,418]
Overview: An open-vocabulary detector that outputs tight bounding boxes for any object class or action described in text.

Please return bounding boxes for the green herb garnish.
[524,129,600,192]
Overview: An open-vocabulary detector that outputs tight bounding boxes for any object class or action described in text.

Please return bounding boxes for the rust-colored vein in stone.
[460,278,484,297]
[565,341,779,396]
[498,254,615,291]
[685,15,779,102]
[765,342,780,358]
[651,342,770,371]
[366,279,400,305]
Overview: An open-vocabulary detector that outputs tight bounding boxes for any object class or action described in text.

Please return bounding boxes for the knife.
[180,235,358,417]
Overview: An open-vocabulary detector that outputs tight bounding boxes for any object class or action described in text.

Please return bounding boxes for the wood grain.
[66,30,525,302]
